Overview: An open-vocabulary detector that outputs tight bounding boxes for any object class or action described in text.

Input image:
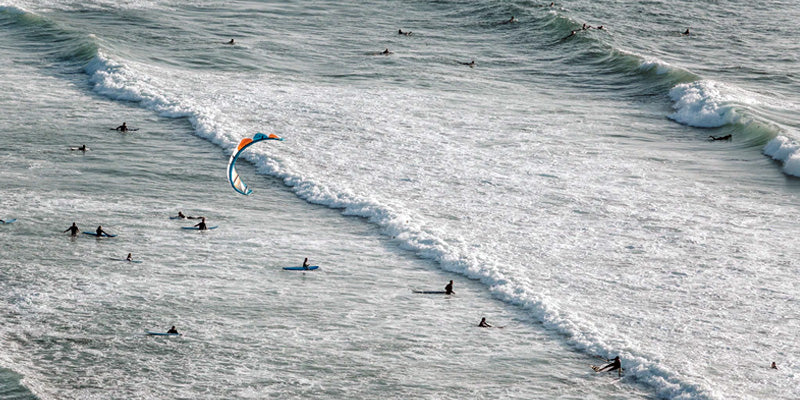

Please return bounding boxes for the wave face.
[2,0,800,399]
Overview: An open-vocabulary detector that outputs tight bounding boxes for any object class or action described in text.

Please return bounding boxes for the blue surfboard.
[283,266,319,271]
[0,219,16,224]
[181,226,218,230]
[83,231,117,237]
[146,331,181,336]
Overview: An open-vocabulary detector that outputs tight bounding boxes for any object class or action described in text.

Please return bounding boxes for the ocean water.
[1,0,798,399]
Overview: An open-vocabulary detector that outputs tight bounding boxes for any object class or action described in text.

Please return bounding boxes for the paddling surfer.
[445,280,454,295]
[709,134,731,141]
[398,29,412,36]
[595,356,622,376]
[460,60,476,68]
[96,225,111,237]
[380,48,393,55]
[63,222,80,236]
[478,317,492,328]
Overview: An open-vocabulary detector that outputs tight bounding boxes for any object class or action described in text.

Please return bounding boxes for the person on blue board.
[445,280,454,295]
[595,356,622,376]
[64,222,80,236]
[478,317,492,327]
[167,326,178,334]
[96,225,111,237]
[115,122,129,132]
[303,257,310,270]
[194,217,208,230]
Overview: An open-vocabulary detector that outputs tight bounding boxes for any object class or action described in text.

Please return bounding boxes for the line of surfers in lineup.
[57,217,783,373]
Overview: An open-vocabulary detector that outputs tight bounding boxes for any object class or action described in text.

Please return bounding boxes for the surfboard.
[109,258,143,263]
[83,231,117,237]
[1,219,16,224]
[283,266,319,271]
[169,216,185,220]
[181,226,218,230]
[412,290,450,294]
[146,332,180,336]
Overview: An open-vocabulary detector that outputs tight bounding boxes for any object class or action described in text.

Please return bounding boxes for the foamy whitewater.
[1,1,799,399]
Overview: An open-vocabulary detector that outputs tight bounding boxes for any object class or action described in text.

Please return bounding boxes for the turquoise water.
[1,1,799,398]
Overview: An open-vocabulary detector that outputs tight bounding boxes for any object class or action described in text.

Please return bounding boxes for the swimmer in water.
[380,48,393,55]
[682,28,690,35]
[115,122,128,132]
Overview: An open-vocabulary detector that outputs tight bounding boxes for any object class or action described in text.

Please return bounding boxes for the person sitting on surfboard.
[126,253,133,261]
[445,280,454,295]
[64,222,80,236]
[478,317,492,328]
[115,122,128,132]
[194,217,208,230]
[771,362,778,369]
[71,144,89,152]
[595,356,622,375]
[167,326,178,334]
[381,48,392,55]
[303,257,310,269]
[96,225,111,237]
[226,39,235,45]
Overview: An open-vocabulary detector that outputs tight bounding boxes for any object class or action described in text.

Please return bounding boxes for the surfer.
[115,122,128,132]
[771,362,778,369]
[175,211,187,219]
[582,23,592,30]
[96,225,111,237]
[303,257,310,270]
[226,39,235,45]
[381,48,392,55]
[595,356,622,376]
[502,16,516,24]
[167,326,178,334]
[460,60,476,68]
[63,222,80,236]
[445,280,454,295]
[126,253,133,261]
[194,217,208,230]
[71,144,89,152]
[398,29,412,36]
[478,317,492,328]
[682,28,690,35]
[562,30,578,40]
[709,134,731,141]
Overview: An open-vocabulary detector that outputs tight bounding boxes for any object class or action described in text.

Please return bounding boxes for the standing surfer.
[63,222,80,236]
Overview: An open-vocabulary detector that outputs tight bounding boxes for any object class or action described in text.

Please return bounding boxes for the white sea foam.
[668,81,740,128]
[80,51,717,399]
[764,135,800,177]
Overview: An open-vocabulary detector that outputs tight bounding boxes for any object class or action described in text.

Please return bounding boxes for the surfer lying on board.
[595,356,622,376]
[478,317,492,327]
[167,326,178,334]
[398,29,412,36]
[96,225,111,237]
[194,217,208,230]
[460,60,476,68]
[709,134,731,141]
[445,280,454,295]
[64,222,80,236]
